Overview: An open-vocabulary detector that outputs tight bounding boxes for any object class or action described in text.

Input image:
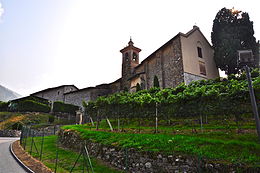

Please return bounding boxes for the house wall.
[32,86,78,102]
[32,88,64,102]
[64,86,78,94]
[109,80,121,94]
[64,90,92,107]
[65,88,111,107]
[180,29,219,84]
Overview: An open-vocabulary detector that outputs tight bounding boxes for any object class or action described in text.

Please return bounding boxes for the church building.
[121,25,219,92]
[31,26,219,107]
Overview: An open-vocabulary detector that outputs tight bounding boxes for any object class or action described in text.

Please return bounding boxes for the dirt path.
[12,140,53,173]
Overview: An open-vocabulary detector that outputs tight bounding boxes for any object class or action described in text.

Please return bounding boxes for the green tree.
[153,75,160,88]
[211,7,258,75]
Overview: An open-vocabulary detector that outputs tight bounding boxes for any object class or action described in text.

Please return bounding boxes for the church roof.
[134,25,212,70]
[31,85,78,95]
[64,78,121,95]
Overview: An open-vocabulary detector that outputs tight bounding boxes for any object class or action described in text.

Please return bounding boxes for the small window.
[199,61,206,76]
[197,47,202,58]
[57,91,60,95]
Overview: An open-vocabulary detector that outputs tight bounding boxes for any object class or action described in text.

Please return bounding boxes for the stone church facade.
[126,26,219,92]
[31,26,219,107]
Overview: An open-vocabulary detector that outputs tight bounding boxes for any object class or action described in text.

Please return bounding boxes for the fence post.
[54,125,56,135]
[30,130,34,155]
[155,102,158,133]
[20,126,24,145]
[54,136,59,173]
[40,128,45,161]
[70,151,83,173]
[84,145,94,173]
[23,127,28,150]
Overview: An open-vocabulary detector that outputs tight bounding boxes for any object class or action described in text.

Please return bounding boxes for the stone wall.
[184,72,207,85]
[64,87,111,108]
[108,79,121,94]
[58,129,258,173]
[64,89,92,107]
[0,130,21,137]
[33,87,65,102]
[162,36,184,88]
[135,36,184,90]
[145,52,164,89]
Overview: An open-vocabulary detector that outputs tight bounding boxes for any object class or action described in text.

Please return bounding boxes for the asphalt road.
[0,137,27,173]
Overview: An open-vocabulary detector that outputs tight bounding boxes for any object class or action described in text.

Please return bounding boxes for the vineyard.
[84,75,260,126]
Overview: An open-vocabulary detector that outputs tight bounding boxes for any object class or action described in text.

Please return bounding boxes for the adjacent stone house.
[64,81,120,106]
[31,85,78,102]
[30,26,219,107]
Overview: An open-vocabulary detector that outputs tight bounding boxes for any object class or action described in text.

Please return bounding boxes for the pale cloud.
[0,2,4,19]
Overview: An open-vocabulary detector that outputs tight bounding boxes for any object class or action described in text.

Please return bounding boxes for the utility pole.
[245,65,260,142]
[238,49,260,142]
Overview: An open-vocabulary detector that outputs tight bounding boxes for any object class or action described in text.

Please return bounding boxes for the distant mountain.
[0,85,22,102]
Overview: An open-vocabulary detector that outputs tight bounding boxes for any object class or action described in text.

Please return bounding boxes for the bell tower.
[120,38,141,91]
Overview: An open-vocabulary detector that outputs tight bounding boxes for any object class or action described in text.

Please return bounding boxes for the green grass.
[86,115,256,133]
[62,125,260,167]
[24,135,122,173]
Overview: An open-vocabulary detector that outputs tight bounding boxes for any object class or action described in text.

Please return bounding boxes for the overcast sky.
[0,0,259,96]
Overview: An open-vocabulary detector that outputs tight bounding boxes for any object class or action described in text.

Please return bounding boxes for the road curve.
[0,137,27,173]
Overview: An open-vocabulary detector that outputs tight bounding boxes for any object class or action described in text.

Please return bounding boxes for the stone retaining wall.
[0,130,21,137]
[24,125,61,137]
[58,129,259,173]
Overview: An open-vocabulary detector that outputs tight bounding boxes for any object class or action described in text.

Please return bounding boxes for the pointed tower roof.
[128,37,134,46]
[120,38,141,53]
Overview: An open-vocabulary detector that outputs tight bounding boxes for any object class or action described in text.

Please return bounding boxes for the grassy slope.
[24,136,122,173]
[0,112,72,129]
[62,124,260,167]
[86,114,256,134]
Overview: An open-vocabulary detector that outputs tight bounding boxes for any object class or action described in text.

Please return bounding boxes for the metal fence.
[20,126,94,173]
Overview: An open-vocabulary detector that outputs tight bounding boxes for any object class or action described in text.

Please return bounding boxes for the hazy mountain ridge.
[0,85,22,102]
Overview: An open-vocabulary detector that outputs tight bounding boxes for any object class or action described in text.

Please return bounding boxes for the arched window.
[153,75,160,88]
[133,52,138,61]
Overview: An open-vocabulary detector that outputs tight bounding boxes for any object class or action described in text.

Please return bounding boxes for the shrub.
[53,101,79,114]
[251,68,260,78]
[48,115,55,123]
[17,100,50,113]
[12,122,23,130]
[0,101,9,111]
